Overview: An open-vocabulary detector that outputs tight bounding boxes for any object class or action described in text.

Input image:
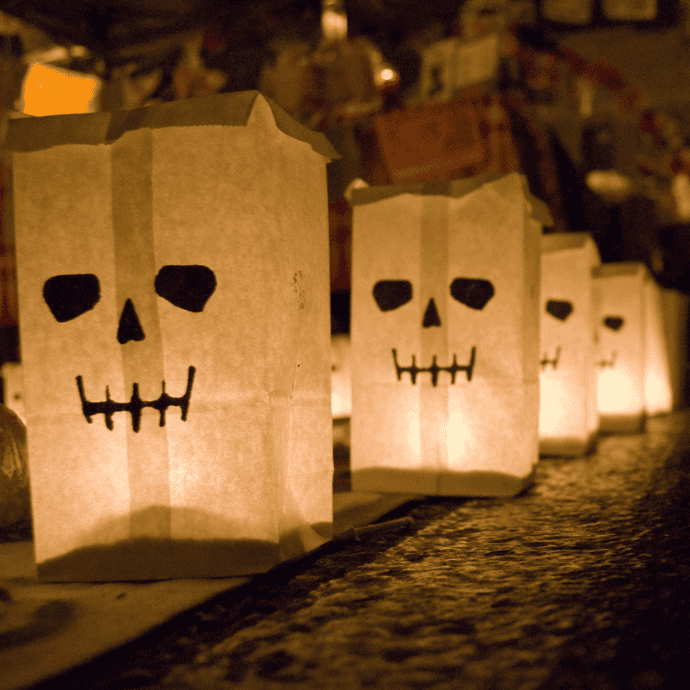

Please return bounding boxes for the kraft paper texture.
[350,172,551,497]
[539,232,601,456]
[7,92,337,580]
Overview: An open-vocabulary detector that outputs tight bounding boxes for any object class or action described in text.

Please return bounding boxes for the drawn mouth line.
[540,346,561,370]
[392,348,476,386]
[76,366,195,432]
[598,351,617,369]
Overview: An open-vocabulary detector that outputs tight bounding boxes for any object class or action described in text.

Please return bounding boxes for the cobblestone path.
[43,413,690,690]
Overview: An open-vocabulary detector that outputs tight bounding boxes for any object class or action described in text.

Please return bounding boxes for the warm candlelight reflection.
[597,369,638,414]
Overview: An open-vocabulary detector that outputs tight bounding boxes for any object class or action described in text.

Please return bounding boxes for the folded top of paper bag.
[542,231,601,255]
[349,172,554,227]
[5,90,340,160]
[594,261,649,279]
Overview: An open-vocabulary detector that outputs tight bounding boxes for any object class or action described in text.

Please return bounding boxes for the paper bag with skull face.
[593,262,648,433]
[539,232,601,456]
[643,277,674,416]
[660,288,689,410]
[7,91,337,581]
[350,173,550,497]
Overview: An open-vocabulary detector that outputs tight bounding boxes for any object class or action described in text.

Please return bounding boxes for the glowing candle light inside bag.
[539,232,601,456]
[643,277,673,415]
[593,262,648,432]
[322,0,347,41]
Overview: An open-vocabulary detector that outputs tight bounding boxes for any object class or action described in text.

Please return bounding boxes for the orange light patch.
[21,63,100,116]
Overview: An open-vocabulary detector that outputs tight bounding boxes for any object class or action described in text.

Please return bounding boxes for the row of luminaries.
[337,178,686,500]
[3,91,683,582]
[335,229,685,461]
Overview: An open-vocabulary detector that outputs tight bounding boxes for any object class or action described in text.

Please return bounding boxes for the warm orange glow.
[597,369,641,414]
[331,335,352,418]
[644,279,673,415]
[322,8,347,41]
[374,66,400,89]
[539,375,573,436]
[20,63,100,116]
[645,370,669,412]
[539,232,601,453]
[380,68,395,82]
[446,400,473,462]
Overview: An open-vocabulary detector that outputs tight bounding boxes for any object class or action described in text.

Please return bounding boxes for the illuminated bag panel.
[539,232,601,456]
[9,92,337,581]
[350,173,550,497]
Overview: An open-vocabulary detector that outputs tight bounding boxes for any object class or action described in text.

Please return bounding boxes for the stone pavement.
[32,412,690,690]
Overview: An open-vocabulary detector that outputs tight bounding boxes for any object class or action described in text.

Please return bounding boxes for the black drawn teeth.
[598,352,617,369]
[540,347,561,370]
[76,366,195,432]
[392,348,476,387]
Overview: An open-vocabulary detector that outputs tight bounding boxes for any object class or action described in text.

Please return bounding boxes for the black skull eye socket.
[373,280,412,311]
[546,299,573,321]
[43,274,101,322]
[450,278,494,310]
[155,265,216,312]
[603,316,624,331]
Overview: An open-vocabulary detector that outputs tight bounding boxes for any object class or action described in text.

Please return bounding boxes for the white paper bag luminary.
[593,262,649,432]
[660,288,689,410]
[643,278,673,416]
[8,91,338,581]
[331,334,352,419]
[350,173,551,497]
[539,232,601,456]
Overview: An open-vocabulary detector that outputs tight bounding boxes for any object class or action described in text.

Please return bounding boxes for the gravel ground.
[35,412,690,690]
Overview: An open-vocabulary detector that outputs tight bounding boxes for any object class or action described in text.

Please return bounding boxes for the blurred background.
[2,0,690,378]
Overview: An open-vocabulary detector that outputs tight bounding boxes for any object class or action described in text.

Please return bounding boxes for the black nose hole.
[423,298,441,328]
[117,298,145,344]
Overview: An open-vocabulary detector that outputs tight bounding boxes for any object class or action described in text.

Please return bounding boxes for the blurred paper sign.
[350,172,552,497]
[419,38,457,102]
[602,0,657,21]
[454,34,500,91]
[539,232,601,456]
[7,91,337,581]
[375,99,485,184]
[541,0,594,24]
[419,34,500,102]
